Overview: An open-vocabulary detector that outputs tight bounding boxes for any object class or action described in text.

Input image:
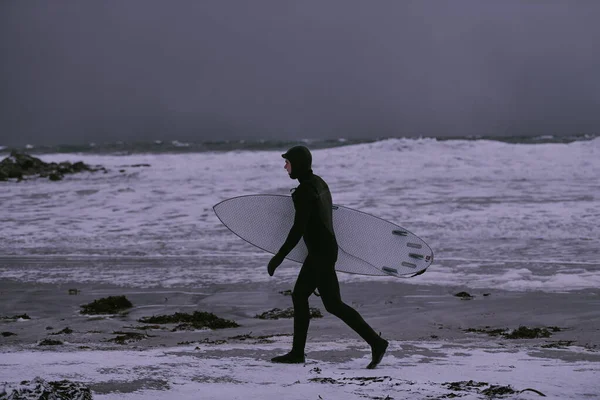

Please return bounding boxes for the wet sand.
[1,279,600,399]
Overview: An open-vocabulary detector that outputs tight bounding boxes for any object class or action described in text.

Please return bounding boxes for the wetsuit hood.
[282,145,313,180]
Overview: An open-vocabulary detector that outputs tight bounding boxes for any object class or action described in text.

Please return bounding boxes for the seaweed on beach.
[255,307,323,320]
[196,337,227,345]
[464,327,507,337]
[541,340,575,349]
[0,377,92,400]
[50,327,74,335]
[480,385,517,397]
[1,314,31,321]
[309,376,392,386]
[124,324,164,330]
[454,291,475,300]
[38,339,63,346]
[80,295,133,315]
[464,326,559,339]
[309,377,339,384]
[138,311,239,331]
[108,331,148,345]
[445,380,489,391]
[341,376,392,385]
[504,326,552,339]
[228,332,255,341]
[227,332,290,344]
[443,381,546,398]
[178,338,228,346]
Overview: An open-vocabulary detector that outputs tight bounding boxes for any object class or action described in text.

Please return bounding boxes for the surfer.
[267,145,389,369]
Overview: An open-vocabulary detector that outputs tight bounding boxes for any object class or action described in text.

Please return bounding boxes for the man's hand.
[268,254,284,276]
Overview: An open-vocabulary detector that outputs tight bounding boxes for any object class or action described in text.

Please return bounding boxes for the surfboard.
[213,194,433,277]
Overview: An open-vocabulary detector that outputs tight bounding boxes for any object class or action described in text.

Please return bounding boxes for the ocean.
[1,135,599,292]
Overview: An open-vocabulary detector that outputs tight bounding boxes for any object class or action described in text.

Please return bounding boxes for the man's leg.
[271,257,317,364]
[317,261,389,369]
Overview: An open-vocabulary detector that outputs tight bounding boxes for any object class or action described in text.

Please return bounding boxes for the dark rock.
[1,332,16,337]
[255,307,323,320]
[0,151,103,182]
[0,377,92,400]
[49,172,63,181]
[72,161,89,172]
[80,295,133,315]
[138,311,239,330]
[279,290,293,296]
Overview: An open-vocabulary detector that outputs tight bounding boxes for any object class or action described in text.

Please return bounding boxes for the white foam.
[0,138,598,291]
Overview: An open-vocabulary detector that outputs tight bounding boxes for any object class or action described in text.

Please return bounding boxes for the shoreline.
[2,279,599,399]
[2,278,599,349]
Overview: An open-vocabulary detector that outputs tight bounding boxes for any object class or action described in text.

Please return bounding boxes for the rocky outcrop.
[0,151,106,182]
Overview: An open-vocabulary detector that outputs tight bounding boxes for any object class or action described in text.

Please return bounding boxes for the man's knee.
[292,290,309,305]
[322,298,345,316]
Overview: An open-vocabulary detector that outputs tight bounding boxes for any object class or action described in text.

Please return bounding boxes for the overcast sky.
[1,1,599,146]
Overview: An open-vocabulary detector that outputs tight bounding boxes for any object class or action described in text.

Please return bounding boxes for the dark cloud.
[1,1,599,146]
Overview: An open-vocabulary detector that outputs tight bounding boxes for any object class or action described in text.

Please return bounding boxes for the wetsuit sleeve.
[275,188,314,258]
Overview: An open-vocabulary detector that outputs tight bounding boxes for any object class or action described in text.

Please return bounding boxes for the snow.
[1,338,598,399]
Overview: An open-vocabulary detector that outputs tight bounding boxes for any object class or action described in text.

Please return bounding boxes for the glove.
[268,254,284,276]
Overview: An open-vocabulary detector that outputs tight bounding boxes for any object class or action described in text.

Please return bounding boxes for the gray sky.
[1,1,599,146]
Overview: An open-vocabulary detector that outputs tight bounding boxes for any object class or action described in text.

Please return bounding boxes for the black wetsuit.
[276,146,381,356]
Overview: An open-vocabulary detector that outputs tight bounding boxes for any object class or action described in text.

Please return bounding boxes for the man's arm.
[276,190,313,258]
[268,188,314,276]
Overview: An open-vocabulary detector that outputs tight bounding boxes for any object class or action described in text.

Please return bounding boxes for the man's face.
[284,159,292,176]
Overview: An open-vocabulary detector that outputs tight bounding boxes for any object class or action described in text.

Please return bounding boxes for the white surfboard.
[213,194,433,277]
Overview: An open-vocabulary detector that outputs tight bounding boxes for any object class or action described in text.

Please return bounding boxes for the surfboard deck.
[213,194,433,277]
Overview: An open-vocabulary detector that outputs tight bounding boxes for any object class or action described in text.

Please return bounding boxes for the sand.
[1,279,599,399]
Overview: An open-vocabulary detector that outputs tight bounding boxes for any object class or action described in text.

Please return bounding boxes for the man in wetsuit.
[267,145,389,369]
